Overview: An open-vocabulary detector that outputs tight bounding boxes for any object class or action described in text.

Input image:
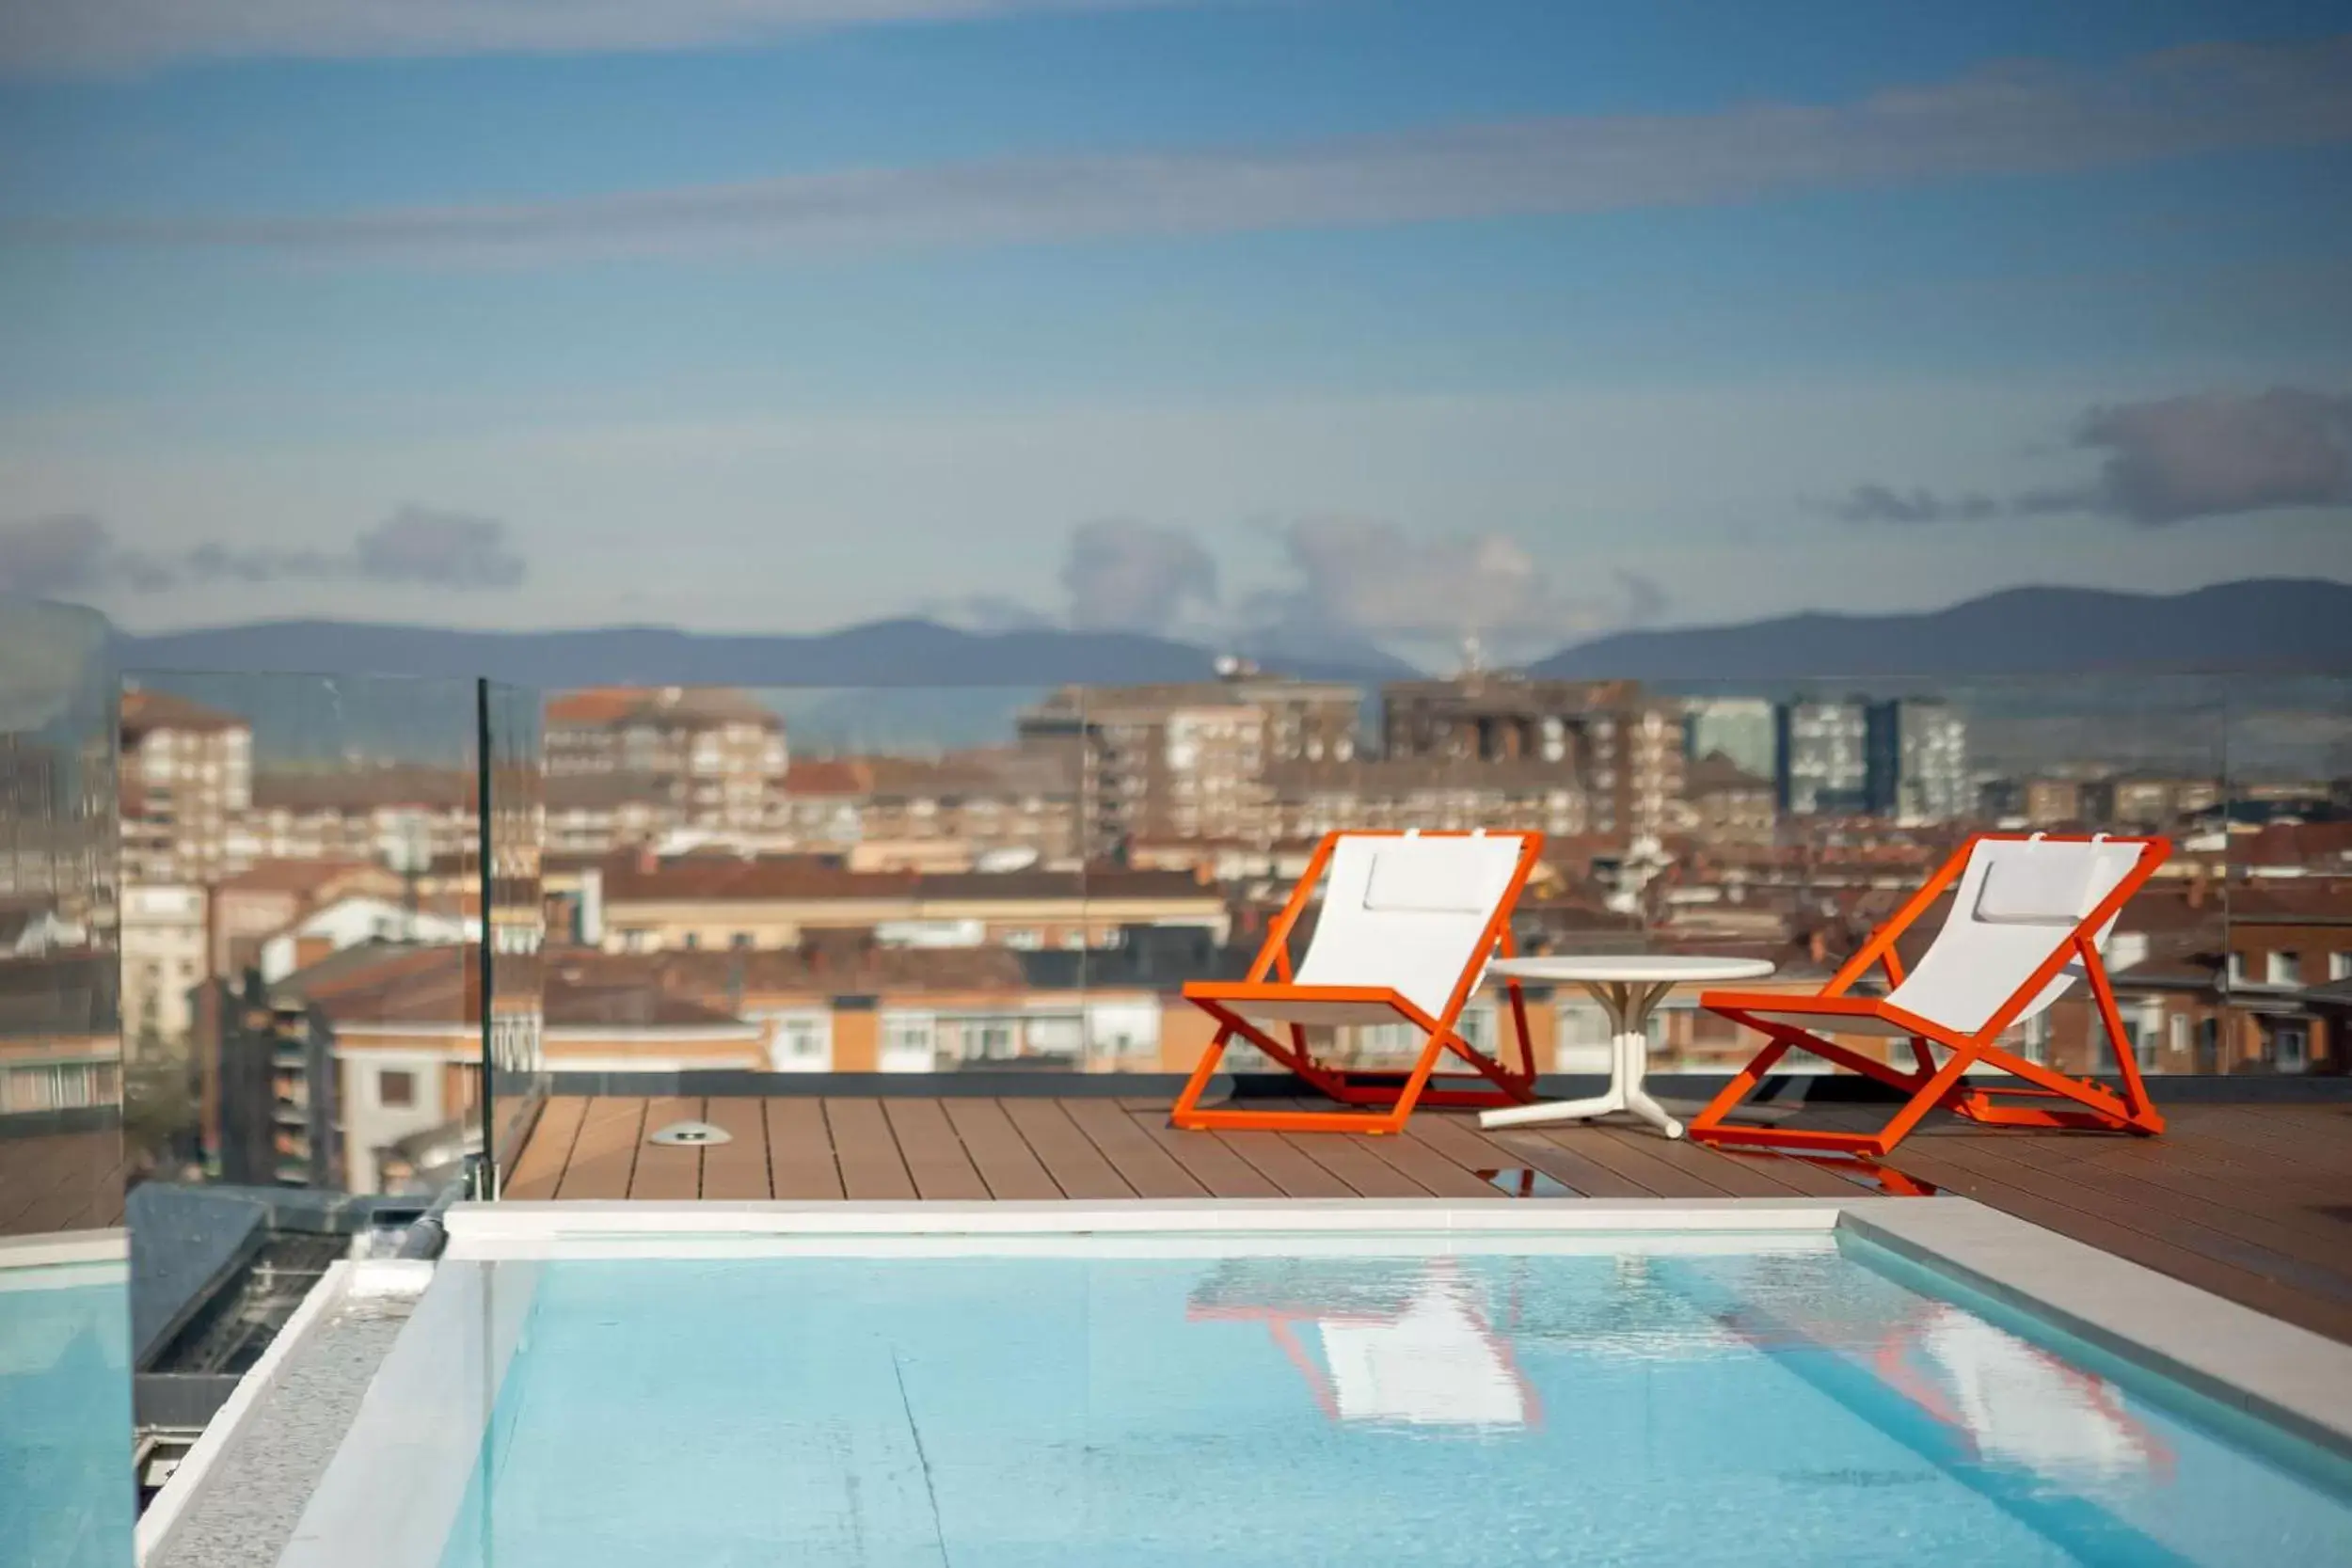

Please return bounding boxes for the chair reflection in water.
[1185,1259,1537,1428]
[1718,1286,2173,1486]
[1889,1307,2175,1483]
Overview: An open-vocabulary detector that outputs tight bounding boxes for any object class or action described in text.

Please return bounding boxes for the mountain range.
[112,578,2352,689]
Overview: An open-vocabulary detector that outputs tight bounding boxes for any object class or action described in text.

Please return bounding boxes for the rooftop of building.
[120,689,248,738]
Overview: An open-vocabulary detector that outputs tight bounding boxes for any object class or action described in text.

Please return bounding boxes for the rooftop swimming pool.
[0,1259,134,1568]
[322,1227,2352,1568]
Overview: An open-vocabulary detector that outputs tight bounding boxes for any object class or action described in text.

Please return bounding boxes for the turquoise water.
[0,1266,135,1568]
[442,1241,2352,1567]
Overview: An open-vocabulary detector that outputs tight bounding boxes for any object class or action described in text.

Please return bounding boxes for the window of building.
[378,1069,416,1110]
[2268,951,2302,988]
[771,1014,833,1073]
[1003,928,1043,951]
[731,931,754,950]
[962,1019,1018,1062]
[2136,1003,2163,1070]
[2332,952,2351,983]
[682,931,701,951]
[2018,1013,2049,1064]
[2271,1022,2310,1074]
[2226,950,2247,987]
[2169,1012,2188,1063]
[880,1014,936,1073]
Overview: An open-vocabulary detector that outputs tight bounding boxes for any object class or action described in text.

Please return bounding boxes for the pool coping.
[268,1196,2352,1567]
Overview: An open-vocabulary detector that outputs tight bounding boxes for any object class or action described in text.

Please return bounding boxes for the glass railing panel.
[2220,673,2352,1076]
[1,594,134,1568]
[481,680,545,1192]
[532,682,1089,1089]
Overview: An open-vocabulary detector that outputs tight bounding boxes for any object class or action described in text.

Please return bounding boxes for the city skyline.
[2,2,2349,661]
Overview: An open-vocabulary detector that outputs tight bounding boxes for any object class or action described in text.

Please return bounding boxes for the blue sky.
[1,0,2347,660]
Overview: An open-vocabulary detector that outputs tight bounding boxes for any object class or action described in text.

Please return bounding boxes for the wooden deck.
[505,1093,2352,1344]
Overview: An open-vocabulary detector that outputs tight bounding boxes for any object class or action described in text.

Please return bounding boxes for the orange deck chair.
[1170,829,1544,1134]
[1687,832,2170,1159]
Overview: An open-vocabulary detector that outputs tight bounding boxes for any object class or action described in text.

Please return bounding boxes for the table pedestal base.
[1480,975,1686,1138]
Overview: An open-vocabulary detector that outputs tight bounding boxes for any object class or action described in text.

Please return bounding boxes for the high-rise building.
[1380,674,1679,836]
[120,689,252,884]
[1876,699,1970,823]
[1774,699,1870,816]
[1685,698,1777,782]
[1776,696,1969,820]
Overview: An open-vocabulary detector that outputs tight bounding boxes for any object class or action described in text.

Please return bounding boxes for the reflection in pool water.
[440,1244,2352,1568]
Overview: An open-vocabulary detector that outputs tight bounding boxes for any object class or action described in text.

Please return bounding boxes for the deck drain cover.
[647,1120,732,1147]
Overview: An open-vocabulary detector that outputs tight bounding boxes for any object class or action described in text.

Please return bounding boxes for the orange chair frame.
[1169,830,1544,1135]
[1686,832,2170,1159]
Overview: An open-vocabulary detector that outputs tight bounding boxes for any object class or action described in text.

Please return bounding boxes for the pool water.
[441,1240,2352,1567]
[0,1264,135,1568]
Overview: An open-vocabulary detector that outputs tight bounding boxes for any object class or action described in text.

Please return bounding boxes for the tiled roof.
[547,686,778,730]
[780,759,874,797]
[598,856,1215,903]
[218,859,397,896]
[1685,751,1772,795]
[121,689,247,737]
[250,766,473,812]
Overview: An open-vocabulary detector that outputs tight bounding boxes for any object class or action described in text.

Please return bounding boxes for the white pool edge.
[137,1260,354,1565]
[274,1195,2352,1568]
[443,1196,1859,1254]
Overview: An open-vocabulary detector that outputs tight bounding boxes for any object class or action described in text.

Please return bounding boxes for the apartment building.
[120,689,251,884]
[119,882,208,1046]
[852,751,1081,868]
[546,687,787,838]
[1380,674,1681,838]
[592,854,1229,955]
[1016,673,1360,853]
[240,766,475,867]
[210,860,405,976]
[543,772,674,856]
[1681,752,1777,846]
[0,949,120,1121]
[1267,758,1590,840]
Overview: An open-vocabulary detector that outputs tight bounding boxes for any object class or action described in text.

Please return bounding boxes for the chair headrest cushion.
[1972,846,2100,926]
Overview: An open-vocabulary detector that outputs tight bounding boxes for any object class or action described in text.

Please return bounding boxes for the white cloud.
[14,37,2350,263]
[0,0,1178,75]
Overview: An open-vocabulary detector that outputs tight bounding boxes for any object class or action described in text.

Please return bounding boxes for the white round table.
[1478,956,1776,1138]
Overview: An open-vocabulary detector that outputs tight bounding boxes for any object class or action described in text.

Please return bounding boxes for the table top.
[1488,955,1777,985]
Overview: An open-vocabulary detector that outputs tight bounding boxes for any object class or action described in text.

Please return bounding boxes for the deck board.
[766,1100,844,1199]
[629,1097,707,1201]
[506,1090,2352,1342]
[882,1099,990,1201]
[552,1098,645,1200]
[825,1100,917,1200]
[941,1100,1061,1200]
[998,1100,1135,1200]
[699,1097,774,1200]
[501,1096,586,1201]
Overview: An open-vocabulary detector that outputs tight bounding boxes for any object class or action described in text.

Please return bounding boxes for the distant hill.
[1532,579,2352,681]
[107,578,2352,698]
[116,617,1417,689]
